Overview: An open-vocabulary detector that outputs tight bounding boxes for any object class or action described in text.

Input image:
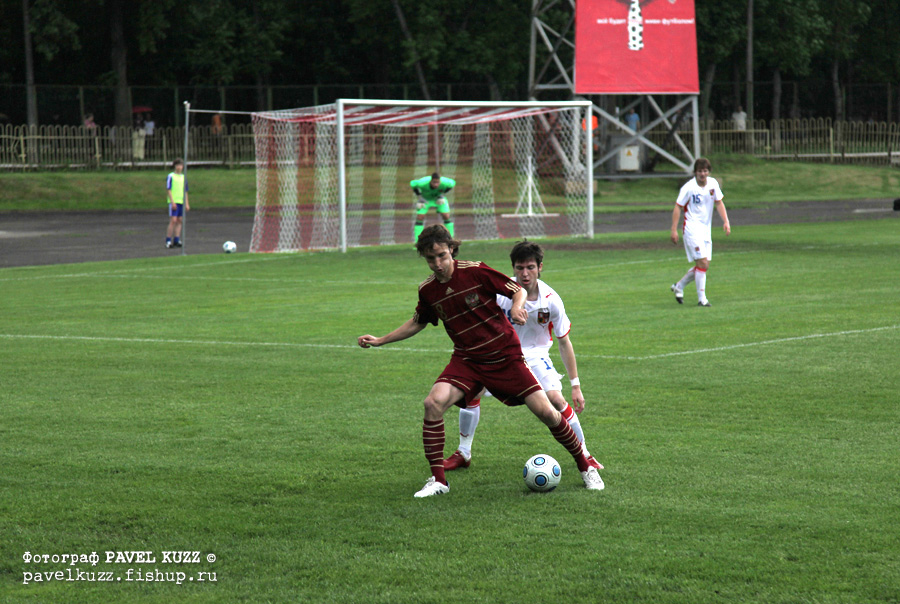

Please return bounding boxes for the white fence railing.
[3,119,900,170]
[663,118,900,164]
[0,124,257,169]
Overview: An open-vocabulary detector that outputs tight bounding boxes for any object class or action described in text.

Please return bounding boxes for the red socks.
[549,415,589,472]
[423,419,447,484]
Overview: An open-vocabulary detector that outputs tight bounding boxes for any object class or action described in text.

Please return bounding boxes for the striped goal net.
[250,99,593,252]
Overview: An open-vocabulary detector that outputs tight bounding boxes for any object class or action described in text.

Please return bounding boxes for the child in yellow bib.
[166,158,190,248]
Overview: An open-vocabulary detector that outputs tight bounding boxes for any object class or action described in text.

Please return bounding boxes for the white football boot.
[581,467,605,491]
[414,476,450,498]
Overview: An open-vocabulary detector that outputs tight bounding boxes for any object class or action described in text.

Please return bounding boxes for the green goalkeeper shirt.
[410,176,455,201]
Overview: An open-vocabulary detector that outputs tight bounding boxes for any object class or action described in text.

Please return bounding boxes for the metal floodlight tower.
[528,0,700,178]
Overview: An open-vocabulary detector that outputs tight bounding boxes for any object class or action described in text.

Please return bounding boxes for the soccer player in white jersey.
[443,240,604,473]
[670,157,731,306]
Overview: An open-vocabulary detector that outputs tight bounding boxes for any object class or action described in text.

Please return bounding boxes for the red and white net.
[250,101,591,252]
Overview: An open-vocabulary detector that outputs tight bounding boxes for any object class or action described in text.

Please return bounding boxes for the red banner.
[575,0,699,95]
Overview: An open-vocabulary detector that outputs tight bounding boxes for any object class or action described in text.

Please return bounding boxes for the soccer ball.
[523,454,561,492]
[223,241,237,254]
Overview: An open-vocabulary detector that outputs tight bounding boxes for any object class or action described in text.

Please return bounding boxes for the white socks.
[676,266,708,303]
[695,267,708,303]
[676,267,695,292]
[457,405,480,459]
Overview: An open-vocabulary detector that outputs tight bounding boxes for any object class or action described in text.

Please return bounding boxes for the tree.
[100,0,178,125]
[754,0,826,119]
[174,0,290,114]
[108,0,130,126]
[21,0,79,126]
[390,0,430,99]
[22,0,37,126]
[850,0,900,119]
[819,0,871,120]
[345,0,531,100]
[242,0,289,110]
[695,0,745,119]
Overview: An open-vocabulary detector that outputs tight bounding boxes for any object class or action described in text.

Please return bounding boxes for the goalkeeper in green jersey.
[410,172,455,241]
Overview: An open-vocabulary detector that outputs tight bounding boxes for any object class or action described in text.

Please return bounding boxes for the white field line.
[554,241,892,275]
[0,333,440,353]
[579,324,900,361]
[0,254,298,282]
[2,324,897,360]
[0,273,414,286]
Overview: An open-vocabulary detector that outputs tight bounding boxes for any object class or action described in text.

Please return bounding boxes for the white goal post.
[249,99,594,253]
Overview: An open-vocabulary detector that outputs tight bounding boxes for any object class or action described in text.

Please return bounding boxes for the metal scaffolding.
[528,0,699,177]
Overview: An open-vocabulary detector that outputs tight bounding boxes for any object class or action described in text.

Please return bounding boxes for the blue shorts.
[169,204,184,217]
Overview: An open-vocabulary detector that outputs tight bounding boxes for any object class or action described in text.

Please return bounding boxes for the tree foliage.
[755,0,826,77]
[1,0,898,121]
[29,0,80,61]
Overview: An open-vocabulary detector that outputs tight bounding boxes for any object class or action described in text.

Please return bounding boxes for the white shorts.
[683,231,712,262]
[527,356,563,393]
[484,356,563,399]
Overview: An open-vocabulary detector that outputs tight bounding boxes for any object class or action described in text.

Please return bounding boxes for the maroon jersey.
[414,260,523,362]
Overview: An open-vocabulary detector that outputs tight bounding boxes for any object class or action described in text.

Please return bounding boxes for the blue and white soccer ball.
[223,241,237,254]
[523,454,561,492]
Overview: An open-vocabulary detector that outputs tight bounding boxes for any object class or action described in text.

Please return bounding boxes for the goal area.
[249,99,594,253]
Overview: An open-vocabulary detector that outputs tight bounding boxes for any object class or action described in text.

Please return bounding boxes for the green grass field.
[1,217,898,603]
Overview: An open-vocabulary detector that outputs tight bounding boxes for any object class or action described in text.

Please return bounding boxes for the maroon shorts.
[435,354,542,408]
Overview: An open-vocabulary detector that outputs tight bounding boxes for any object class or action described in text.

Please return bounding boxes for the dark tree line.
[1,0,898,125]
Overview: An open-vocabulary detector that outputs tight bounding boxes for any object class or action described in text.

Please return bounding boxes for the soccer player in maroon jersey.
[358,225,605,497]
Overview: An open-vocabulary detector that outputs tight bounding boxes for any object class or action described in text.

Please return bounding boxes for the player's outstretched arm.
[358,318,426,348]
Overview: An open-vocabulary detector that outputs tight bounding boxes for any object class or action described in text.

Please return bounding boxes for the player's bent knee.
[536,407,561,427]
[423,393,455,418]
[547,391,567,411]
[423,394,440,411]
[422,398,442,421]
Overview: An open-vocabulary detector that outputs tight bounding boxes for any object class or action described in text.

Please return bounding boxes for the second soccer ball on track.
[223,241,237,254]
[523,454,561,492]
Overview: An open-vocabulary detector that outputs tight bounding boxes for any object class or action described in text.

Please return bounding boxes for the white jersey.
[675,176,724,240]
[495,278,571,364]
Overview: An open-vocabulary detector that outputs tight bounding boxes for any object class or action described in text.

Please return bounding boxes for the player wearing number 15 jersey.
[670,157,731,306]
[357,226,604,497]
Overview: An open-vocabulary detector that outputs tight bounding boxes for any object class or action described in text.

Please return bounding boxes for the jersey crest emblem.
[709,189,715,196]
[465,293,480,308]
[537,308,550,325]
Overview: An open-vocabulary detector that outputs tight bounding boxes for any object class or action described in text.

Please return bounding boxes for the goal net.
[249,99,593,253]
